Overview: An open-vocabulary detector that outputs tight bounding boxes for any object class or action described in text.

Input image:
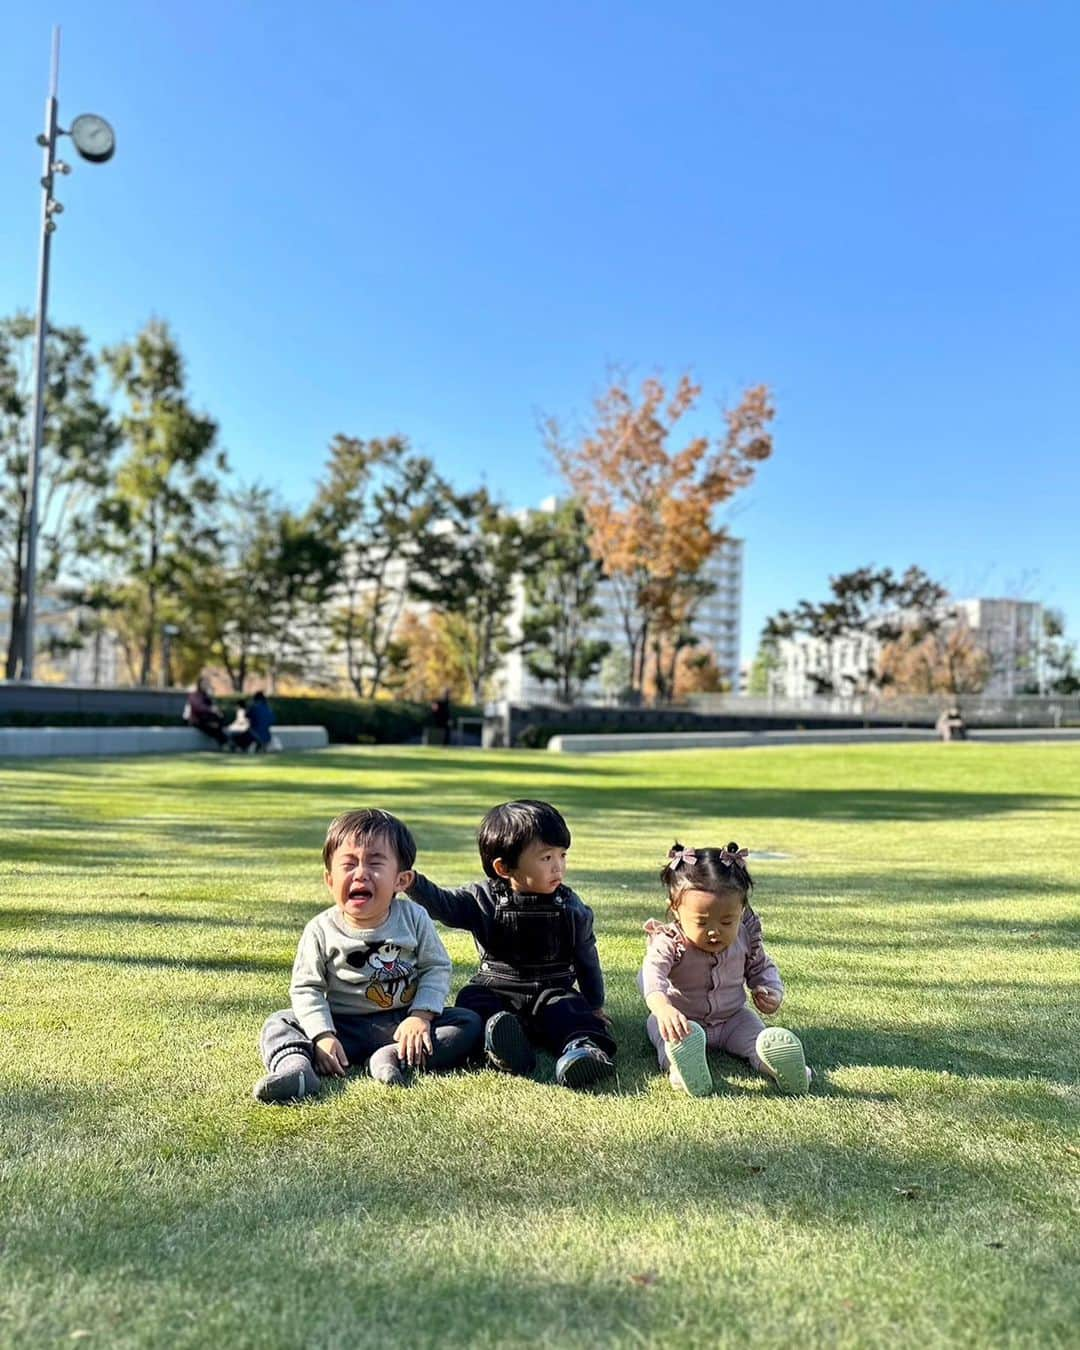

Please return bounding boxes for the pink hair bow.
[667,846,697,867]
[720,846,750,866]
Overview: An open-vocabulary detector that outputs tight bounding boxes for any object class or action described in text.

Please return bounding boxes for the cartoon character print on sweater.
[345,940,419,1010]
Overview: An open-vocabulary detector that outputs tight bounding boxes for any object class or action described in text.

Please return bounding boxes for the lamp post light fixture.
[19,26,115,682]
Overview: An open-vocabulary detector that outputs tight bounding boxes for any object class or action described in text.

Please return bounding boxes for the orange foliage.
[545,373,773,695]
[393,609,472,704]
[878,624,990,696]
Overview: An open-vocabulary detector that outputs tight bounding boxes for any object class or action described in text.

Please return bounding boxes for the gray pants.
[260,1005,482,1077]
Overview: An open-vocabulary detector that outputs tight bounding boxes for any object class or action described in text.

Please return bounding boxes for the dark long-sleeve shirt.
[407,872,606,1009]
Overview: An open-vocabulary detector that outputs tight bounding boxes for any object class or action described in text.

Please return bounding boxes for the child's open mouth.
[348,888,373,905]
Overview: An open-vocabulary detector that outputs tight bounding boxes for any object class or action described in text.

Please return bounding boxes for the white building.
[953,598,1044,696]
[500,498,744,702]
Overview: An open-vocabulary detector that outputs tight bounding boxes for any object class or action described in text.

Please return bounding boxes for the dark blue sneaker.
[484,1011,536,1075]
[555,1037,615,1091]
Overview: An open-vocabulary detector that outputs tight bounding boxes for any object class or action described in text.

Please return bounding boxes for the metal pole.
[21,26,61,681]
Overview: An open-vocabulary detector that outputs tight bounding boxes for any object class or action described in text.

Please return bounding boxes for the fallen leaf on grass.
[629,1272,659,1287]
[892,1186,924,1200]
[741,1162,767,1174]
[985,1241,1005,1249]
[1065,1144,1080,1158]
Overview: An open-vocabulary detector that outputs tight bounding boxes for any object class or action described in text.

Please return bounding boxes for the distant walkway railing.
[686,693,1080,727]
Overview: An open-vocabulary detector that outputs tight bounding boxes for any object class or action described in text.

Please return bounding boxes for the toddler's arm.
[407,908,453,1016]
[289,921,349,1076]
[570,900,605,1010]
[393,907,452,1068]
[407,871,486,935]
[289,920,336,1040]
[742,908,784,1011]
[640,929,692,1042]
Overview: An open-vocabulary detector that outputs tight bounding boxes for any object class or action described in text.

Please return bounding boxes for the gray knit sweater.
[289,898,451,1040]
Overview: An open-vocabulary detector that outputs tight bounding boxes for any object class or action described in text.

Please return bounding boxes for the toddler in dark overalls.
[407,799,616,1090]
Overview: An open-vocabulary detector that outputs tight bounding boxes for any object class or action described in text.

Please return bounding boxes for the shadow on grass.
[802,1022,1078,1089]
[9,947,292,976]
[0,904,315,934]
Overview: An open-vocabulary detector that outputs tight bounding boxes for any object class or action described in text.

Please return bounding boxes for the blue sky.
[2,1,1077,663]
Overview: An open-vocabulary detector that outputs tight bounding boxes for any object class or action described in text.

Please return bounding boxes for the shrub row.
[0,696,481,745]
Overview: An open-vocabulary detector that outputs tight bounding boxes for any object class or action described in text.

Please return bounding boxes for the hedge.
[0,696,481,746]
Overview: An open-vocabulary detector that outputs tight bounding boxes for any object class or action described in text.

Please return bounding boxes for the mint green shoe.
[667,1021,713,1097]
[755,1027,810,1095]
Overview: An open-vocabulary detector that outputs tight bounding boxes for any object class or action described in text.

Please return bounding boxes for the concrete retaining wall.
[0,725,328,758]
[547,726,1080,753]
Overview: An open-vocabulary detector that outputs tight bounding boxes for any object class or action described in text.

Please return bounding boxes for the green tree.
[180,486,338,691]
[90,321,222,686]
[0,314,118,678]
[518,500,610,702]
[312,434,444,698]
[763,565,950,694]
[747,638,779,697]
[413,488,523,704]
[1035,609,1080,695]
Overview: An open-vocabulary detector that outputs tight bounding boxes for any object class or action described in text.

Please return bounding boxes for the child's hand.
[656,1006,693,1044]
[752,986,783,1015]
[394,1013,434,1068]
[313,1033,349,1076]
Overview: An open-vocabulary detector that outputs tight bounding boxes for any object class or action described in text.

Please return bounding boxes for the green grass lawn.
[1,743,1077,1349]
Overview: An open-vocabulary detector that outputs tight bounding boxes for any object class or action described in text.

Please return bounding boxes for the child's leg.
[456,983,534,1074]
[530,989,616,1059]
[715,1008,810,1093]
[426,1007,484,1070]
[711,1006,768,1069]
[647,1014,712,1096]
[534,989,616,1090]
[335,1010,414,1086]
[253,1009,321,1103]
[646,1014,672,1072]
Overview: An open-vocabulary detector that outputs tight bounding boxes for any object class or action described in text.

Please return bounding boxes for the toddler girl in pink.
[639,841,810,1096]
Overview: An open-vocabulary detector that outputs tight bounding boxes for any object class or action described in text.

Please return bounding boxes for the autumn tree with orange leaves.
[545,374,774,699]
[878,624,989,697]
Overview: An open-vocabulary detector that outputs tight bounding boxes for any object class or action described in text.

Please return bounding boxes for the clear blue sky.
[2,1,1077,662]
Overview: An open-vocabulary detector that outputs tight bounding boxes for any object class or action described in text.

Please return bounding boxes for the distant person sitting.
[430,689,452,747]
[247,690,275,751]
[183,676,228,747]
[936,706,967,742]
[227,699,255,752]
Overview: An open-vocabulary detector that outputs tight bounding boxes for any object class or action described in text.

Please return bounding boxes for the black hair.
[477,799,571,879]
[323,808,417,872]
[660,840,753,915]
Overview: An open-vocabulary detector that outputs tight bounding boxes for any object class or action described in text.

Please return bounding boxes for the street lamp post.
[19,25,115,681]
[162,624,180,688]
